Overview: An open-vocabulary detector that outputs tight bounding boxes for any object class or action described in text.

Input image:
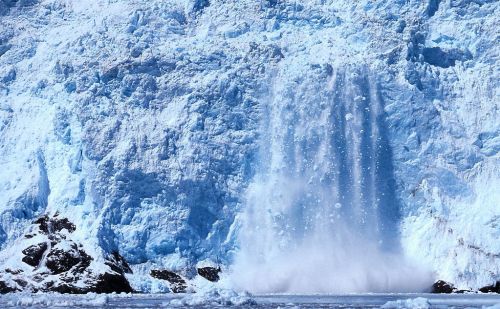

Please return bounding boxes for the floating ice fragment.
[381,297,430,309]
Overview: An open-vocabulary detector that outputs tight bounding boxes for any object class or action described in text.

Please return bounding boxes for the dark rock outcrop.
[34,215,76,234]
[51,217,76,233]
[5,269,22,275]
[105,251,133,275]
[431,280,455,293]
[34,215,50,234]
[430,280,476,293]
[150,269,187,293]
[197,266,220,282]
[0,215,133,294]
[45,245,92,275]
[21,242,48,267]
[92,272,134,294]
[479,281,500,293]
[0,281,18,294]
[49,283,86,294]
[38,270,133,294]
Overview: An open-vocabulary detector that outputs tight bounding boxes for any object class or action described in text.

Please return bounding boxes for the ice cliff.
[0,0,498,293]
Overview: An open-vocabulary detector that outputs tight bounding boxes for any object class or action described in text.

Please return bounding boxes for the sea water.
[0,293,499,308]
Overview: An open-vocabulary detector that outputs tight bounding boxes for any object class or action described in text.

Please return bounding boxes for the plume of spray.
[230,66,432,294]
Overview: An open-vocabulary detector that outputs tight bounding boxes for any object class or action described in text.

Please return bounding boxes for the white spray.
[231,66,432,293]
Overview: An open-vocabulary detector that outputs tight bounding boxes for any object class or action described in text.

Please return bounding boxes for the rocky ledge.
[0,214,133,294]
[150,269,188,293]
[431,280,500,294]
[197,267,221,282]
[149,266,222,293]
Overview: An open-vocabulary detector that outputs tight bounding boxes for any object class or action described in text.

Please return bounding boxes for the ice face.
[0,0,498,292]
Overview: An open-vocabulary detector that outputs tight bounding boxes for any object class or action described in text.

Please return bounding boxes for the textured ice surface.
[0,0,498,292]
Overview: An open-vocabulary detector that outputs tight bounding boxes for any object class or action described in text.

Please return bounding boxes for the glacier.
[0,0,498,293]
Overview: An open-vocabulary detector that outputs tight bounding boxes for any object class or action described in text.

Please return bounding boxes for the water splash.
[232,66,431,293]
